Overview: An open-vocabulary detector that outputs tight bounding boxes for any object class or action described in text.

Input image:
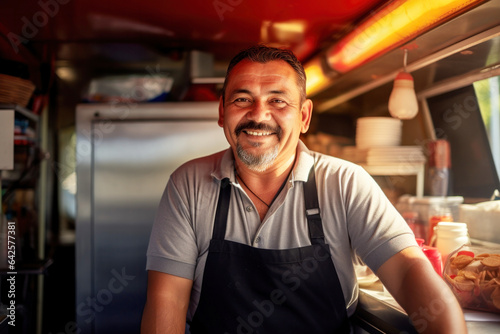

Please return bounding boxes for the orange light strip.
[304,57,332,96]
[326,0,485,73]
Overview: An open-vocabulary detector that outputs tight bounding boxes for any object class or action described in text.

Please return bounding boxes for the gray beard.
[236,142,279,172]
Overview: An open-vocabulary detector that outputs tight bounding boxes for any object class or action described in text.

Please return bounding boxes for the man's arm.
[141,270,193,334]
[376,246,466,334]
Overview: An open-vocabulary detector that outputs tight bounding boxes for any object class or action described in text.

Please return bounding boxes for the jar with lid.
[431,222,470,263]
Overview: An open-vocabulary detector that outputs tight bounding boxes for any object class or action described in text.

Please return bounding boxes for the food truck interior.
[1,0,500,333]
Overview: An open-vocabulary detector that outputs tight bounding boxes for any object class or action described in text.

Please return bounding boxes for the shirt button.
[245,206,253,212]
[255,237,261,243]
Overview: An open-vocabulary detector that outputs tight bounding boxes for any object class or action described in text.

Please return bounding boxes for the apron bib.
[190,168,349,333]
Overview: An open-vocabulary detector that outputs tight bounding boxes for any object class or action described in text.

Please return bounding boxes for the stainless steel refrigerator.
[75,102,228,333]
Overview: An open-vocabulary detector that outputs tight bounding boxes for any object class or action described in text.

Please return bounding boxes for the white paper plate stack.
[356,117,402,149]
[365,146,425,165]
[341,146,425,165]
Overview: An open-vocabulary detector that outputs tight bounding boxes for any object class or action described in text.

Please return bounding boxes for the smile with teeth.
[244,130,273,136]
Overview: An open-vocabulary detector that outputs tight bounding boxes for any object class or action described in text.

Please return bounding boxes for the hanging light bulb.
[388,49,419,120]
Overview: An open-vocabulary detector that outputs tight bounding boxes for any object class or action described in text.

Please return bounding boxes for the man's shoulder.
[296,141,362,179]
[311,150,364,175]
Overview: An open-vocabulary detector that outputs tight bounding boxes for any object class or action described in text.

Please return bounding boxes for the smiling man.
[141,45,465,334]
[218,57,313,221]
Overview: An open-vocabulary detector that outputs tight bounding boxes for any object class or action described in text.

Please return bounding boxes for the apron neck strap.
[212,178,231,240]
[303,165,326,245]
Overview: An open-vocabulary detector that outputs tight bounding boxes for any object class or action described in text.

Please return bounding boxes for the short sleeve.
[345,165,418,272]
[146,176,198,280]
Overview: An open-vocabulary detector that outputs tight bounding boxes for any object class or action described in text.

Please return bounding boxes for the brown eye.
[271,99,287,107]
[233,98,252,107]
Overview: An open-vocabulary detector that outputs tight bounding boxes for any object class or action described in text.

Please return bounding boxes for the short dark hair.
[221,45,307,104]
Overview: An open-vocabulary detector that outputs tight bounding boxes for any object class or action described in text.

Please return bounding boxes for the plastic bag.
[443,245,500,313]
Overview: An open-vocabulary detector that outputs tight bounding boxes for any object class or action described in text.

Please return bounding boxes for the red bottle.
[422,245,443,277]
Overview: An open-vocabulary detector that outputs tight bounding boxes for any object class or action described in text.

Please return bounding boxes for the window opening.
[473,76,500,178]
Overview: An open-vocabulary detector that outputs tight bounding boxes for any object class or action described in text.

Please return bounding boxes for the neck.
[234,154,296,212]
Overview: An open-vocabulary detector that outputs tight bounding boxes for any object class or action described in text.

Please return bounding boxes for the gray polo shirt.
[146,141,416,319]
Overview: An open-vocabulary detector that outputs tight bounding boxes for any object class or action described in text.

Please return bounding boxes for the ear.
[217,96,224,127]
[300,99,313,133]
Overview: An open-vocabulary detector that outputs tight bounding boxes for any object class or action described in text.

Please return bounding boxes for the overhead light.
[325,0,486,73]
[388,49,419,119]
[56,67,77,82]
[304,57,334,96]
[270,21,306,41]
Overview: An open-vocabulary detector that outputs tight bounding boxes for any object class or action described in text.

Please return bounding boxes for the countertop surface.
[356,280,500,333]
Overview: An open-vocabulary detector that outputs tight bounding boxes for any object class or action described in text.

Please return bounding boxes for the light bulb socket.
[395,71,414,81]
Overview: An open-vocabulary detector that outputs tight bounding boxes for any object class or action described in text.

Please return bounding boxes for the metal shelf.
[0,104,39,122]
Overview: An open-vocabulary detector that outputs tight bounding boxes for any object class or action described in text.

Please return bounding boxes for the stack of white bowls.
[356,117,402,149]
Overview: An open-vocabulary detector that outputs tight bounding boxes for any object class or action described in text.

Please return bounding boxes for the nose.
[246,100,271,123]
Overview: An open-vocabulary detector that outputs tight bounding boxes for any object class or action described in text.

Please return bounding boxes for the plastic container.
[396,195,464,243]
[460,200,500,244]
[402,211,426,240]
[443,245,500,314]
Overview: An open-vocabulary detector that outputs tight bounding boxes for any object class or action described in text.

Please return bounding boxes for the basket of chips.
[443,245,500,313]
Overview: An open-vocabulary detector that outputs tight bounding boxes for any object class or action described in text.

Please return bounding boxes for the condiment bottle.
[428,203,453,244]
[422,245,443,277]
[428,140,451,196]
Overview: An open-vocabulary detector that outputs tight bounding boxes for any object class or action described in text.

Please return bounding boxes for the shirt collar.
[211,140,315,184]
[294,140,315,183]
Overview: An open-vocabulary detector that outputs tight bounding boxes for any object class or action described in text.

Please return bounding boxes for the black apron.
[190,168,349,334]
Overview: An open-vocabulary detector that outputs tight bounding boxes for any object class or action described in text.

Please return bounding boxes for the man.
[141,45,466,333]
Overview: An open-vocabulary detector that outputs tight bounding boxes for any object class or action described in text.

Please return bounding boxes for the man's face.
[218,59,312,172]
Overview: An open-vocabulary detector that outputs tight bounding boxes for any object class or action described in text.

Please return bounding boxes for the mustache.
[235,121,282,138]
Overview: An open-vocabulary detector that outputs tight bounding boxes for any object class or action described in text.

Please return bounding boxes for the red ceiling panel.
[0,0,386,62]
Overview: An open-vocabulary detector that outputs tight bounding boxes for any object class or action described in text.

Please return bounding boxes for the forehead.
[226,60,299,91]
